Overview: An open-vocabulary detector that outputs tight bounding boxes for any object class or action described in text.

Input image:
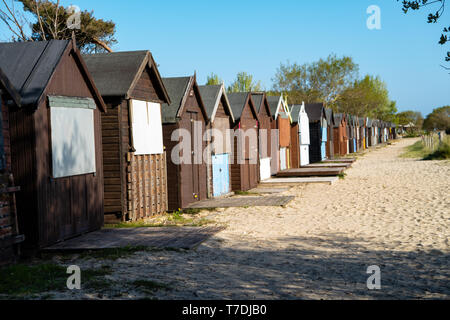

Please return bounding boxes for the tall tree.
[272,55,359,108]
[227,72,262,93]
[205,73,222,85]
[423,105,450,130]
[398,0,449,65]
[0,0,116,52]
[397,110,424,128]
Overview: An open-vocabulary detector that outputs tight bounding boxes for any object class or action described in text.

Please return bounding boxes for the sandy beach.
[43,138,450,299]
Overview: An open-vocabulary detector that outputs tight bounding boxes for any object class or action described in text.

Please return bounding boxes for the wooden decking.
[187,196,295,209]
[261,177,339,186]
[277,167,346,177]
[323,158,356,164]
[305,163,352,168]
[43,226,224,251]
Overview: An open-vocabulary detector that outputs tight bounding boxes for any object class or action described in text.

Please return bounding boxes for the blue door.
[212,154,230,197]
[321,126,327,160]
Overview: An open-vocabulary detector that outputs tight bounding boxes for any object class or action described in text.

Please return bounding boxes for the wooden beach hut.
[0,68,23,264]
[267,95,291,174]
[198,84,235,198]
[291,103,310,166]
[305,103,327,163]
[251,93,273,181]
[83,51,171,222]
[227,93,259,191]
[0,40,106,249]
[161,76,209,211]
[267,95,291,172]
[366,118,372,147]
[333,113,348,157]
[325,108,335,159]
[359,117,366,150]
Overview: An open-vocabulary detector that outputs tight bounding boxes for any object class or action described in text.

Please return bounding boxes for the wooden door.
[189,111,200,201]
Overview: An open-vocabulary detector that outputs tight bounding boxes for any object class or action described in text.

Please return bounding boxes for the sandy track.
[50,139,450,300]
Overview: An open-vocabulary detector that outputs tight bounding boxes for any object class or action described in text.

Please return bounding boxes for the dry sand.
[43,139,450,299]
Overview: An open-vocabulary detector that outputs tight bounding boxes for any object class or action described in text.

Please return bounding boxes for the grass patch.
[0,263,112,297]
[400,141,429,159]
[338,172,347,180]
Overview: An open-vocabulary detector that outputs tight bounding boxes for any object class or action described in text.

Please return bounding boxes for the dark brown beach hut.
[251,93,273,181]
[198,84,235,198]
[83,51,171,222]
[325,108,335,159]
[162,76,209,211]
[305,103,328,163]
[0,68,23,264]
[0,40,106,249]
[333,113,348,157]
[227,93,259,191]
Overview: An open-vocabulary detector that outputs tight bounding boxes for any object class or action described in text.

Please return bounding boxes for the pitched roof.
[227,92,251,122]
[161,77,192,124]
[0,40,106,111]
[198,84,234,123]
[82,51,170,103]
[290,104,301,124]
[267,95,281,117]
[0,67,20,106]
[305,103,325,122]
[325,108,334,126]
[251,92,264,113]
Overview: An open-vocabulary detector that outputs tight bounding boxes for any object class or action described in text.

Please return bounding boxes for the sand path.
[55,138,450,300]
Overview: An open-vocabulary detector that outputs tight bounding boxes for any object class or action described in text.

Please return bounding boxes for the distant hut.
[366,118,372,147]
[325,108,335,159]
[0,40,107,249]
[227,93,259,191]
[198,84,235,198]
[267,95,291,172]
[359,117,366,150]
[161,76,209,211]
[333,113,348,157]
[291,103,311,166]
[0,68,23,264]
[251,93,273,181]
[83,51,171,222]
[305,103,328,163]
[348,115,356,153]
[267,95,291,173]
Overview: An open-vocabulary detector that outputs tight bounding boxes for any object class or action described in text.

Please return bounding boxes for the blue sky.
[2,0,449,116]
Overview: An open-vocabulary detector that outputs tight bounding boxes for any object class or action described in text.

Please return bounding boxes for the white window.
[49,96,97,178]
[130,100,163,155]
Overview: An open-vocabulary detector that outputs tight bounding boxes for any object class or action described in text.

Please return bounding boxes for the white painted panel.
[280,148,287,171]
[51,107,96,178]
[259,157,272,181]
[300,145,310,166]
[131,100,164,155]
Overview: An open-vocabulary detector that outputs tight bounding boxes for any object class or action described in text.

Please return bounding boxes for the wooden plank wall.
[290,123,300,168]
[128,152,168,220]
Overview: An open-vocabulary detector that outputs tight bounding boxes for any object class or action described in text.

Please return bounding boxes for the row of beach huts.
[0,40,397,263]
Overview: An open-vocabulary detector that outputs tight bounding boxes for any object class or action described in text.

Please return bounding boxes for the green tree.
[0,0,116,53]
[272,54,359,107]
[205,73,222,85]
[339,75,392,118]
[423,106,450,131]
[227,72,262,93]
[398,0,449,64]
[397,110,424,128]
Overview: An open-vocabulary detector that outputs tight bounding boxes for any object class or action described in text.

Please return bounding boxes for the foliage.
[397,110,424,128]
[339,75,396,120]
[398,0,449,64]
[227,72,262,93]
[205,73,222,85]
[400,140,429,158]
[0,0,116,53]
[272,54,359,107]
[423,106,450,131]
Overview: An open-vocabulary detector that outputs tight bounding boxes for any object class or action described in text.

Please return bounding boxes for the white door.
[300,145,310,166]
